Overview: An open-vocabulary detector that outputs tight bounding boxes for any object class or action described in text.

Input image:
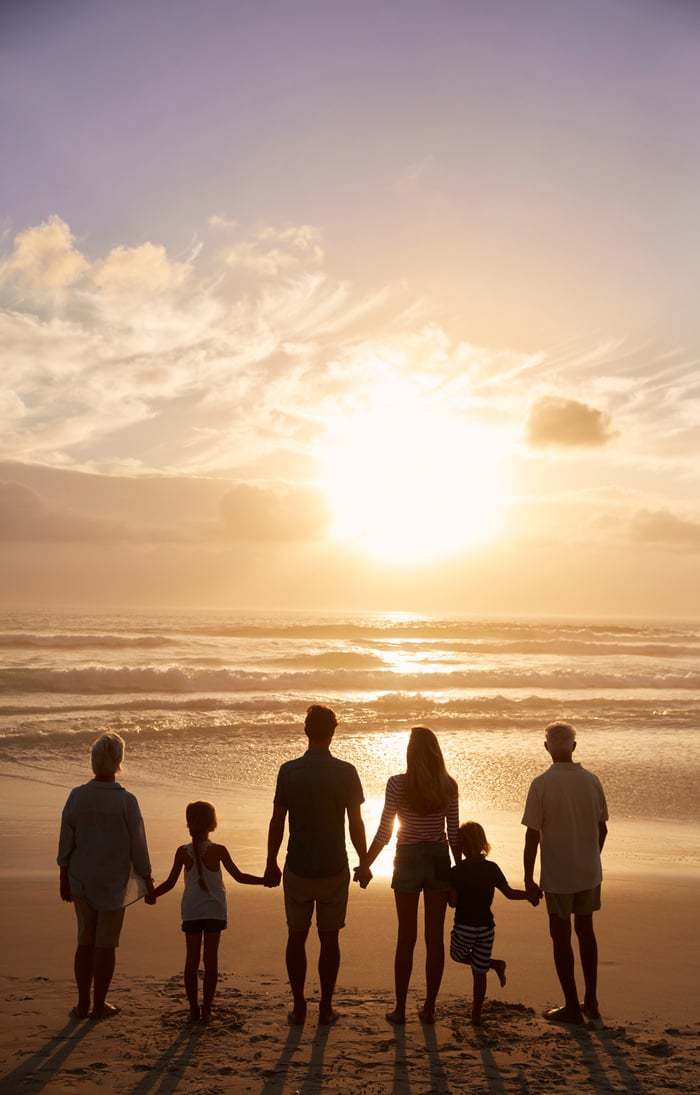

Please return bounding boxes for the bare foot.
[201,1007,212,1023]
[470,1012,483,1026]
[318,1007,339,1026]
[385,1010,406,1025]
[288,1003,307,1025]
[493,960,507,988]
[89,1002,120,1021]
[418,1005,435,1025]
[543,1005,584,1026]
[70,1005,89,1020]
[189,1005,201,1022]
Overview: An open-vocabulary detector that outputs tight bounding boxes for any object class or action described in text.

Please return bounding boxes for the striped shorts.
[450,923,495,975]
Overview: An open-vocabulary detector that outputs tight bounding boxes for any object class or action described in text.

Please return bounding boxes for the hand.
[525,880,543,905]
[59,876,72,903]
[353,864,372,889]
[144,892,156,905]
[264,864,282,888]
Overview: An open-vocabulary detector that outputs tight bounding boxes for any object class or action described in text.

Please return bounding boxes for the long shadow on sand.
[128,1024,204,1094]
[0,1015,92,1093]
[420,1021,450,1093]
[260,1020,305,1093]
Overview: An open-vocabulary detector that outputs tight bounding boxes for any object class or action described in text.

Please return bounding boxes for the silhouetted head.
[186,801,218,839]
[404,726,458,814]
[304,703,338,744]
[458,821,490,860]
[91,731,125,778]
[545,721,576,760]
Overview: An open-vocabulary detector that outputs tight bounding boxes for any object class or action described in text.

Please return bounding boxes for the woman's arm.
[218,845,264,886]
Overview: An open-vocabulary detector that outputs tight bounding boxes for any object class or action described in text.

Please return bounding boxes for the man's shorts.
[391,842,452,894]
[283,867,350,932]
[545,885,602,919]
[73,896,126,948]
[450,923,495,974]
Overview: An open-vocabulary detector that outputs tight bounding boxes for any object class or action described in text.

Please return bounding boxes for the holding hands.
[353,863,372,889]
[525,880,543,907]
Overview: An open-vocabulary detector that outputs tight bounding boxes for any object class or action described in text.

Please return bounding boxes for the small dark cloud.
[524,396,616,449]
[220,482,329,541]
[630,509,700,550]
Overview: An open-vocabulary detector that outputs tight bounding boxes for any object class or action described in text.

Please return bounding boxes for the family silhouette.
[58,708,608,1029]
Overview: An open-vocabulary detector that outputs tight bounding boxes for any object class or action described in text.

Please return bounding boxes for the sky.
[1,0,699,617]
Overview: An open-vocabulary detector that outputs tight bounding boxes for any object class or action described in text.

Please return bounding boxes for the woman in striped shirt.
[358,726,460,1024]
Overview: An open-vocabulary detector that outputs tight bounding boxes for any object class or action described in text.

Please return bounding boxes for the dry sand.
[0,772,698,1092]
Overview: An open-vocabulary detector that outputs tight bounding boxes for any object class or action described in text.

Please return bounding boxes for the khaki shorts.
[73,896,126,948]
[283,867,350,933]
[545,885,602,919]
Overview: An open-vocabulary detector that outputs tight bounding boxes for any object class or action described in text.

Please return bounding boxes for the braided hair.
[185,801,217,892]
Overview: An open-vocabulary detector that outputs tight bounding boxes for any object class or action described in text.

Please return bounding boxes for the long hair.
[185,801,217,892]
[403,726,458,815]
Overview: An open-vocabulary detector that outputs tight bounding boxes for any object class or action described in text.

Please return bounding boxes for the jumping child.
[147,801,264,1021]
[449,821,540,1025]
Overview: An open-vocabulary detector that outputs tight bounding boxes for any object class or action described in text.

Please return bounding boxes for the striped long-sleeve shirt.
[374,774,460,860]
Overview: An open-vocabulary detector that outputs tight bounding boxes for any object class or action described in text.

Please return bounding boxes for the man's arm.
[264,802,286,887]
[599,820,608,852]
[347,803,371,888]
[523,827,542,902]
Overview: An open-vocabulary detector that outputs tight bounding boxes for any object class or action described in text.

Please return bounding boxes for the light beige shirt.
[521,762,608,894]
[57,780,151,909]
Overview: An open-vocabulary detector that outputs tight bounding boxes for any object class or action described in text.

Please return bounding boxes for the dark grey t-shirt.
[274,750,365,878]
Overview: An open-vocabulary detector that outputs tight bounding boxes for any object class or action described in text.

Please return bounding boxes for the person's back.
[522,721,608,1026]
[526,761,606,893]
[265,704,367,1025]
[277,750,362,878]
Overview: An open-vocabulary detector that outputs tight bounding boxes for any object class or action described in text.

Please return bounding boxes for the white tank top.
[180,840,227,922]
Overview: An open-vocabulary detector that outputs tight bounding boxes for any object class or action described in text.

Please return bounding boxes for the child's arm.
[218,845,264,886]
[500,882,540,906]
[146,847,186,903]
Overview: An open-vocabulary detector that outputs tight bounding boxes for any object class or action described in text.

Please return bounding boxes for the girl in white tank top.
[148,801,264,1021]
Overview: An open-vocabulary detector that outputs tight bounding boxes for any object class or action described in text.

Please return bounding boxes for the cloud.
[0,480,130,542]
[222,223,324,276]
[219,482,329,541]
[523,395,617,449]
[93,242,190,295]
[629,508,700,549]
[0,215,88,289]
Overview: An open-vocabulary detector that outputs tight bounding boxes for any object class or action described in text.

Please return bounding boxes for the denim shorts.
[391,842,452,893]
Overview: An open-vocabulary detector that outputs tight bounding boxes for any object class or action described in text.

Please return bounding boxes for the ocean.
[1,610,698,846]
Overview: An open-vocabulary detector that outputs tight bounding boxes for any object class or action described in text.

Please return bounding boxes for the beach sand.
[0,773,698,1092]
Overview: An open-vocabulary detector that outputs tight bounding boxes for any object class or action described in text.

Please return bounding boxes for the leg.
[420,889,448,1023]
[184,932,203,1020]
[491,959,507,987]
[471,970,487,1025]
[73,944,94,1017]
[546,914,584,1023]
[201,932,221,1021]
[388,891,420,1024]
[574,913,600,1017]
[285,928,310,1023]
[90,946,117,1018]
[317,929,341,1024]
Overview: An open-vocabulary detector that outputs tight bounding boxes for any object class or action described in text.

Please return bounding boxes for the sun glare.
[322,388,506,565]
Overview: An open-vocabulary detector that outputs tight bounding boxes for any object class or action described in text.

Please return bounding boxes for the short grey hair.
[545,721,576,752]
[91,731,125,777]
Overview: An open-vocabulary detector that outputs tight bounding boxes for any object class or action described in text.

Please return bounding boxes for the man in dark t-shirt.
[265,704,368,1025]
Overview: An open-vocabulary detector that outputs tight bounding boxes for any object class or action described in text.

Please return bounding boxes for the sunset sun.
[322,392,506,564]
